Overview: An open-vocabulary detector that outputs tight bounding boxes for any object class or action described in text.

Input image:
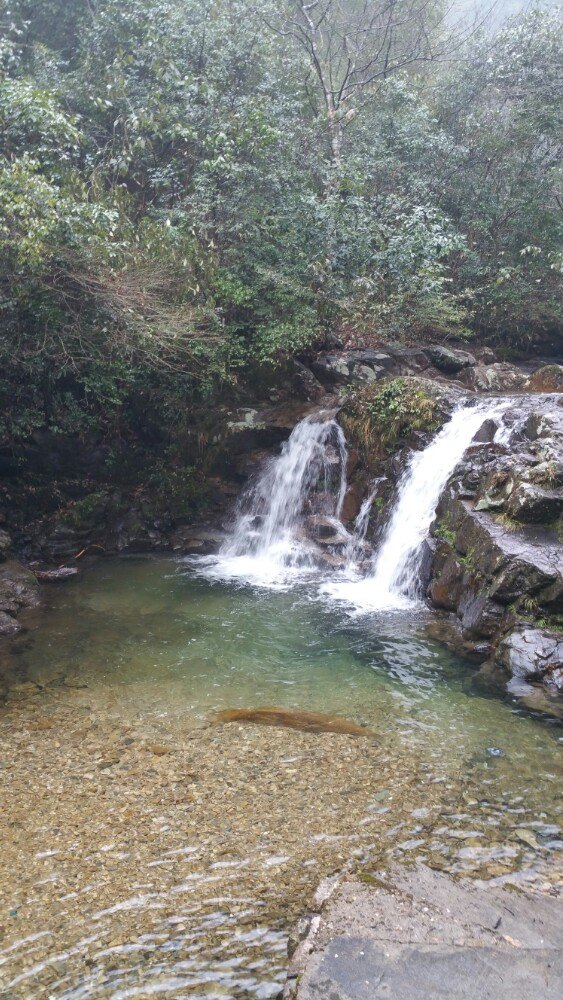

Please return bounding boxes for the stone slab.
[286,865,563,1000]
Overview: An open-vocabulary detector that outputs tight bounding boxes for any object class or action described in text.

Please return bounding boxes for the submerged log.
[33,566,79,583]
[212,706,377,738]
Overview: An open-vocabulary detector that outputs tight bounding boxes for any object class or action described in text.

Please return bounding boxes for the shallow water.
[1,556,561,997]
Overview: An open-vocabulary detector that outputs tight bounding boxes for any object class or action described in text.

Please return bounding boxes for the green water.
[1,556,561,998]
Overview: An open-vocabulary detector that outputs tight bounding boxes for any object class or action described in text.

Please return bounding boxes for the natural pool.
[1,556,561,998]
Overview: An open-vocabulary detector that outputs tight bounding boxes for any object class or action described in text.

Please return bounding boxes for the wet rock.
[0,610,22,637]
[425,618,491,662]
[306,515,346,541]
[287,866,563,1000]
[170,527,224,554]
[423,346,476,374]
[429,552,465,612]
[233,448,272,480]
[207,401,317,474]
[439,501,562,608]
[522,411,558,442]
[0,559,40,617]
[472,419,498,444]
[525,365,563,394]
[340,483,365,523]
[459,591,507,640]
[495,626,563,690]
[506,483,563,523]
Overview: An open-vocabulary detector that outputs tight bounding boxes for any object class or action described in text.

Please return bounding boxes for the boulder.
[458,590,507,639]
[310,353,353,385]
[0,560,40,617]
[442,500,562,608]
[423,345,476,374]
[0,610,22,637]
[471,419,498,444]
[460,363,526,393]
[522,411,558,442]
[495,626,563,690]
[290,361,326,401]
[384,345,431,371]
[311,350,392,386]
[506,482,563,523]
[524,364,563,394]
[170,527,224,554]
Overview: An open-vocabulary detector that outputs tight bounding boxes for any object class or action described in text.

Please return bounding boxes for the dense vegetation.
[1,0,561,451]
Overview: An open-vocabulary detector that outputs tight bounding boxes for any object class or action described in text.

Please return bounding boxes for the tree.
[274,1,450,171]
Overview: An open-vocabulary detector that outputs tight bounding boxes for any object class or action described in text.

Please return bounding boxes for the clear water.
[1,557,561,997]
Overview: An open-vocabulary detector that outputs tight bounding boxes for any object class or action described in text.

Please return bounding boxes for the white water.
[202,414,348,588]
[197,400,507,606]
[324,401,507,611]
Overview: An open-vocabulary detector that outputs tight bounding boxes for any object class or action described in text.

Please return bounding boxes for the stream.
[1,403,562,998]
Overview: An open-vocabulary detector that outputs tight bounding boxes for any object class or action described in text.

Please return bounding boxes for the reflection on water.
[0,556,561,997]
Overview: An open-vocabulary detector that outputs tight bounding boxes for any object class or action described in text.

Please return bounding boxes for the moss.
[62,491,114,529]
[341,378,440,462]
[434,521,457,548]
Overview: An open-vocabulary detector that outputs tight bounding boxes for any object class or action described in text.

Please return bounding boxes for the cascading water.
[344,481,381,567]
[203,413,348,588]
[199,399,508,605]
[325,401,507,611]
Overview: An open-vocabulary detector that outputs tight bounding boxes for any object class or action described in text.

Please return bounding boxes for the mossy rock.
[61,491,115,530]
[341,377,457,464]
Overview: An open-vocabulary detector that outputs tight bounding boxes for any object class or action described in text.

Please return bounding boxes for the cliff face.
[426,395,563,707]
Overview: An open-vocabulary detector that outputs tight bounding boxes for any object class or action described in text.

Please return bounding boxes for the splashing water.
[202,413,348,588]
[325,401,507,611]
[199,400,508,605]
[344,481,382,567]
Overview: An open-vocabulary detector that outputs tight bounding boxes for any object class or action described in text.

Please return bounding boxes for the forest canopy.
[0,0,561,443]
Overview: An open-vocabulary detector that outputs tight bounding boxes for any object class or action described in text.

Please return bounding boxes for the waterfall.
[344,481,381,567]
[197,400,507,605]
[205,413,348,588]
[324,401,507,611]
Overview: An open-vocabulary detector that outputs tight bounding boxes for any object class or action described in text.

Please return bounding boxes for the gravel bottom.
[0,680,444,999]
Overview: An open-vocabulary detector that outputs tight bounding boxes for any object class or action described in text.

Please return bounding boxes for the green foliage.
[343,378,439,459]
[434,522,457,548]
[0,0,561,459]
[144,463,212,521]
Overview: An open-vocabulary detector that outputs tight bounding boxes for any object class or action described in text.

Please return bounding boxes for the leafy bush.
[342,378,439,460]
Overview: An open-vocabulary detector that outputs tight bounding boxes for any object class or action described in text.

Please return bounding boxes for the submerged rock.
[212,707,377,738]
